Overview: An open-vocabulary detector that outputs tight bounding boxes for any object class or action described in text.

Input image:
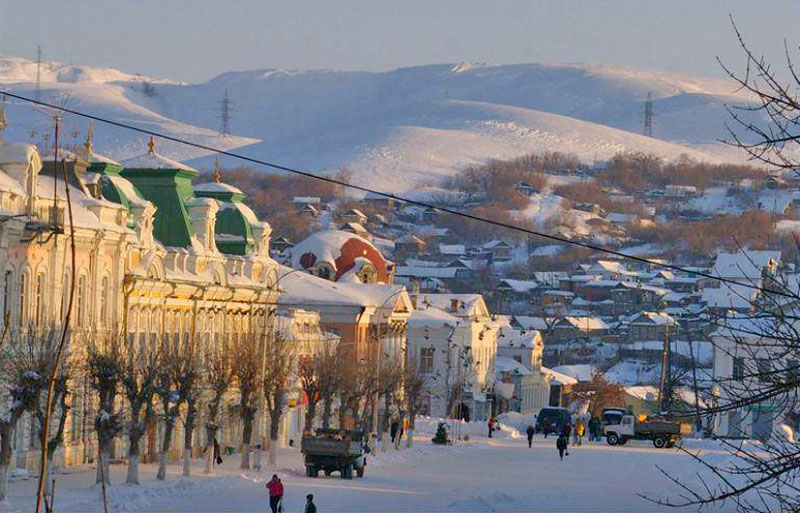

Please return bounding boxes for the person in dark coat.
[562,424,571,455]
[304,494,317,513]
[266,474,284,513]
[526,425,535,448]
[390,420,400,443]
[488,417,496,438]
[556,433,568,460]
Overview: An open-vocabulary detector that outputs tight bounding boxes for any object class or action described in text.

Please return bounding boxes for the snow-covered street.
[4,427,741,512]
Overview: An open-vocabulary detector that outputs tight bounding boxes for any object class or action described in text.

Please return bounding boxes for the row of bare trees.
[0,321,430,502]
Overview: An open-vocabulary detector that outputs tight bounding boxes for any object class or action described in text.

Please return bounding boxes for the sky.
[0,0,797,83]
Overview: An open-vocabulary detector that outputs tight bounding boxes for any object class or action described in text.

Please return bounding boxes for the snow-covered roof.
[194,181,243,194]
[293,196,320,204]
[497,329,541,348]
[277,264,406,309]
[498,279,538,293]
[561,316,609,331]
[395,234,426,244]
[290,229,387,281]
[541,367,578,385]
[496,356,533,376]
[711,250,781,281]
[414,293,488,318]
[551,364,595,382]
[0,169,23,194]
[512,316,550,331]
[701,283,759,310]
[396,266,457,279]
[630,311,677,326]
[408,305,461,327]
[121,150,197,171]
[439,244,466,255]
[484,239,512,249]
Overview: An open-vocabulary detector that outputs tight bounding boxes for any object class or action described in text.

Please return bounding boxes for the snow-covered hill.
[0,56,758,192]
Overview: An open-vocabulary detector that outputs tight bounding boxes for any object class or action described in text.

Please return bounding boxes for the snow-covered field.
[3,421,760,512]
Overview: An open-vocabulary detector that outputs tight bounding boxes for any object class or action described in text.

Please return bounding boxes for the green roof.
[195,183,254,255]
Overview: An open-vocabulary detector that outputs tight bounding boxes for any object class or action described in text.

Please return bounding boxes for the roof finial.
[84,121,94,155]
[213,157,222,183]
[147,135,156,155]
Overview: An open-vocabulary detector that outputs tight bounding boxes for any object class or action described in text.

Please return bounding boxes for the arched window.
[19,272,28,325]
[357,263,377,284]
[315,263,334,281]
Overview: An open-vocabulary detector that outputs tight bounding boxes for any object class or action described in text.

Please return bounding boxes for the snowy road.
[4,432,741,512]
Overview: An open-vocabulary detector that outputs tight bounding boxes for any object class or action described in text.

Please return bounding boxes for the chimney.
[450,298,460,312]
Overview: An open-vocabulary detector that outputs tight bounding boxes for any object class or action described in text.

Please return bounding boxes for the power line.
[0,90,792,299]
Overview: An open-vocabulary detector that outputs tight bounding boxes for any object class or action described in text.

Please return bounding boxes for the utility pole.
[658,324,672,414]
[643,92,653,137]
[218,89,233,135]
[36,45,43,102]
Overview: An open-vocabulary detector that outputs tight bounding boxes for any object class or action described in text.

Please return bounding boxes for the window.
[757,359,772,381]
[420,347,435,374]
[733,357,745,381]
[2,270,11,322]
[99,276,109,328]
[19,273,27,324]
[76,276,87,327]
[34,273,44,326]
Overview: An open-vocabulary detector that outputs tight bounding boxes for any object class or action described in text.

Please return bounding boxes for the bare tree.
[119,334,160,485]
[403,355,429,448]
[0,331,48,502]
[231,333,262,470]
[263,325,295,467]
[378,359,404,452]
[177,342,202,477]
[298,339,341,433]
[642,25,800,513]
[203,341,233,474]
[86,334,124,486]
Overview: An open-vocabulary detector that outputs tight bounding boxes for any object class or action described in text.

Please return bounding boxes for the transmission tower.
[643,92,653,137]
[35,45,42,102]
[218,89,233,135]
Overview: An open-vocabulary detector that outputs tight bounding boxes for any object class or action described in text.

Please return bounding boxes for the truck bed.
[301,437,361,458]
[636,420,680,435]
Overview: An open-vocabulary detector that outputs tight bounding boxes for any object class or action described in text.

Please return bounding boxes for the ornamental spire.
[84,122,94,155]
[147,135,156,155]
[213,157,222,183]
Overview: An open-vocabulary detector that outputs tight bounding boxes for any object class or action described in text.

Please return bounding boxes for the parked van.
[535,407,570,435]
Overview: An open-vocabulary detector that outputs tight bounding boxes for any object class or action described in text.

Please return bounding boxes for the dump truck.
[603,414,690,448]
[301,429,366,479]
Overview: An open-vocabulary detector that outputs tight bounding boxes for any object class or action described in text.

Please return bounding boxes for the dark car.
[536,407,570,435]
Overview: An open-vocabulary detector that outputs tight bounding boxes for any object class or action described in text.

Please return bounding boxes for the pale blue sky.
[0,0,797,83]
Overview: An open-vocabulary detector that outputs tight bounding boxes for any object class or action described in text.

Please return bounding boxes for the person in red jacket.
[266,474,284,513]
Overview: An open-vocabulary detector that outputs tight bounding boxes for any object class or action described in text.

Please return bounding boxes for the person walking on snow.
[488,417,496,438]
[576,419,586,446]
[304,494,317,513]
[556,432,568,460]
[562,425,571,455]
[526,424,535,448]
[266,474,284,513]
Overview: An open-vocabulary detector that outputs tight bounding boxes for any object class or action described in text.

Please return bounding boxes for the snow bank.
[414,416,521,440]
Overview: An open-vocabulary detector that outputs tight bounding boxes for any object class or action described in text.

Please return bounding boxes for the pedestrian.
[556,432,568,461]
[588,417,599,442]
[304,494,317,513]
[576,419,585,446]
[526,424,535,448]
[390,420,400,444]
[562,425,571,455]
[488,417,496,438]
[266,474,284,513]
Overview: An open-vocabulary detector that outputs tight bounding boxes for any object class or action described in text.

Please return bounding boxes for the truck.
[603,414,689,448]
[301,429,366,479]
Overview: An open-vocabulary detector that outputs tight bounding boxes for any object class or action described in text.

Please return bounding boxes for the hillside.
[0,56,760,192]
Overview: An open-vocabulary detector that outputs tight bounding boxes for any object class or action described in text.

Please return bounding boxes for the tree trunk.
[157,421,174,481]
[126,430,142,485]
[44,452,54,496]
[183,424,193,477]
[304,400,317,433]
[240,418,253,470]
[269,410,281,467]
[204,424,218,475]
[0,421,14,503]
[95,442,111,485]
[321,396,333,430]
